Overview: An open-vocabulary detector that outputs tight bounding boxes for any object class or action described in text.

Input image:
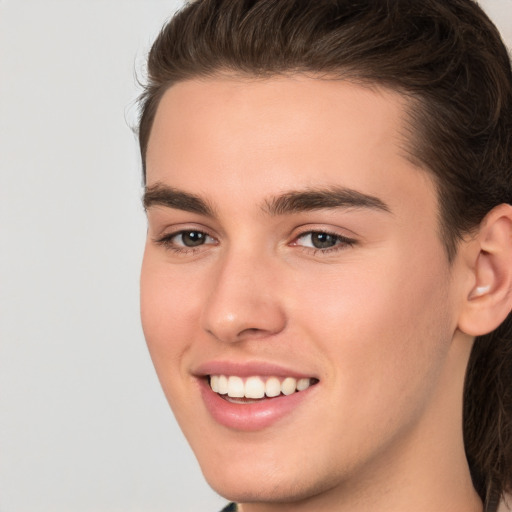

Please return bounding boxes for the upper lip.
[193,360,318,380]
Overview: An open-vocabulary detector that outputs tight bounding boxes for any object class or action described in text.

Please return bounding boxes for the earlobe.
[458,204,512,337]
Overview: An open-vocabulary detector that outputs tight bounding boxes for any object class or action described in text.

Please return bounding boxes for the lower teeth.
[223,396,267,404]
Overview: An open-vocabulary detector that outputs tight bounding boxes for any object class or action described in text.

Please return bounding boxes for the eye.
[173,230,213,247]
[293,231,356,251]
[154,229,217,252]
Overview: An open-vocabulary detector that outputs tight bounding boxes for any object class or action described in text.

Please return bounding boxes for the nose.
[200,251,287,343]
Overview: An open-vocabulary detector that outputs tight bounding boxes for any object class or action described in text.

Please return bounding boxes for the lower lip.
[198,379,317,431]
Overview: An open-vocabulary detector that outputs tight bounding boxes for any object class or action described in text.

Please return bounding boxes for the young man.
[138,1,512,511]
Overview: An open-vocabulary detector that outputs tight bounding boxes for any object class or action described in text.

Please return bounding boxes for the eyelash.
[292,230,356,254]
[154,230,217,255]
[154,229,356,256]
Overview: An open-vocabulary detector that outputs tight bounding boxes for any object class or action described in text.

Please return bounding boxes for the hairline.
[141,70,458,262]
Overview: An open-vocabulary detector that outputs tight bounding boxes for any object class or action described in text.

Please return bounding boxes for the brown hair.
[138,0,512,506]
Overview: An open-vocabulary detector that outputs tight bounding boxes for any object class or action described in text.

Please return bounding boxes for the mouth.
[197,368,320,430]
[209,375,319,403]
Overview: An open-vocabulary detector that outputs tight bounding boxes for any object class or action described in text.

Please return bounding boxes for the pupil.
[312,232,336,249]
[182,231,205,247]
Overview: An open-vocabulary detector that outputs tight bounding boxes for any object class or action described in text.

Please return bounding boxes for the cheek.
[139,252,211,440]
[140,249,201,384]
[291,246,453,416]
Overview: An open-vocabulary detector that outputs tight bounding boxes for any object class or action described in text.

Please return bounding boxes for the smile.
[199,372,319,431]
[209,375,316,400]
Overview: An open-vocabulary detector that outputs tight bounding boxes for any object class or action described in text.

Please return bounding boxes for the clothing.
[220,494,512,511]
[220,504,237,512]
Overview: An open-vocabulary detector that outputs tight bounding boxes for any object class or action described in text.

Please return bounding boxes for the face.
[141,76,469,508]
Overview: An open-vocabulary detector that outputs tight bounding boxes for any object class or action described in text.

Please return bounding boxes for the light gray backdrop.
[0,1,511,511]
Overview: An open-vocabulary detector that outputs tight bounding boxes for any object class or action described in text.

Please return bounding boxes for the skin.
[140,76,484,512]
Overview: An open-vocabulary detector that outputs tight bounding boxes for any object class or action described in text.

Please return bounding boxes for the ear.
[457,203,512,337]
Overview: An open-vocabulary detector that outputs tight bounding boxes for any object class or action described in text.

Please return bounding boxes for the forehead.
[146,75,435,219]
[147,75,410,171]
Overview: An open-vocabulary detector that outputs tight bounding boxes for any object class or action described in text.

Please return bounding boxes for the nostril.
[237,327,269,338]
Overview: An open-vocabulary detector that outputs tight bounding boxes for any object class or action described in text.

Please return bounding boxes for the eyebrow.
[143,183,215,217]
[143,183,391,217]
[263,187,391,216]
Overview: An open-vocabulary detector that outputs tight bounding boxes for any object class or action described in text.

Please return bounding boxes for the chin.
[199,453,338,507]
[205,475,317,506]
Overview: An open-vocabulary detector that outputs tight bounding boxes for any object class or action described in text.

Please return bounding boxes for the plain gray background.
[0,1,511,511]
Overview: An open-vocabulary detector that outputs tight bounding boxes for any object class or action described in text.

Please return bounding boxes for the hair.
[138,0,512,507]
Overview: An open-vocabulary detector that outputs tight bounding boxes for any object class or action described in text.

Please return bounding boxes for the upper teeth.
[209,375,313,399]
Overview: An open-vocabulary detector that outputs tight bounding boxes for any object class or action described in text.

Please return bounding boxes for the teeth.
[281,377,297,395]
[227,376,245,398]
[265,377,281,398]
[245,376,266,399]
[209,375,314,398]
[218,375,228,395]
[297,378,310,391]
